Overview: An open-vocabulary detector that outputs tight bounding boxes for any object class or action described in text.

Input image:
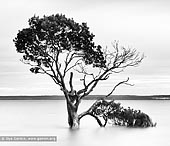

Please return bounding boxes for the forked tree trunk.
[66,98,107,129]
[65,72,80,129]
[66,101,80,129]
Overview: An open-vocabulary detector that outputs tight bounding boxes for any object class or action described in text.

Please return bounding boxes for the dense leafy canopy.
[14,14,106,74]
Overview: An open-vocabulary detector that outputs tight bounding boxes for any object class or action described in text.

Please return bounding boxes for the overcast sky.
[0,0,170,95]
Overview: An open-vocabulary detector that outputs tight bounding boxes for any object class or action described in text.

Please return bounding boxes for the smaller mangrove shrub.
[79,99,156,128]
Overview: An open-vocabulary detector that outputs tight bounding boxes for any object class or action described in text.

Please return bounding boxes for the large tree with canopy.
[13,14,154,129]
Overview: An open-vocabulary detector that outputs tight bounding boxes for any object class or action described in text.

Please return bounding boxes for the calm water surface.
[0,100,169,146]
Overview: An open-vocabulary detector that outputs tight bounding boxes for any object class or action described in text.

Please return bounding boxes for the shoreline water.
[0,100,169,146]
[0,95,170,100]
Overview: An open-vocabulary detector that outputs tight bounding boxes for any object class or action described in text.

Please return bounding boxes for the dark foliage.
[82,99,156,128]
[13,14,106,73]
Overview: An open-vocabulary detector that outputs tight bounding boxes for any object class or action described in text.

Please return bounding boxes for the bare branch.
[65,59,82,74]
[105,77,134,98]
[77,45,141,98]
[78,70,112,99]
[69,72,74,92]
[63,51,75,76]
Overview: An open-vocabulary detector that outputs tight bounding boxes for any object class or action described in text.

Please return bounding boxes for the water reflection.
[0,100,169,146]
[63,125,149,146]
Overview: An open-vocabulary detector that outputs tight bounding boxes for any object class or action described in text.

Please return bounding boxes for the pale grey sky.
[0,0,170,95]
